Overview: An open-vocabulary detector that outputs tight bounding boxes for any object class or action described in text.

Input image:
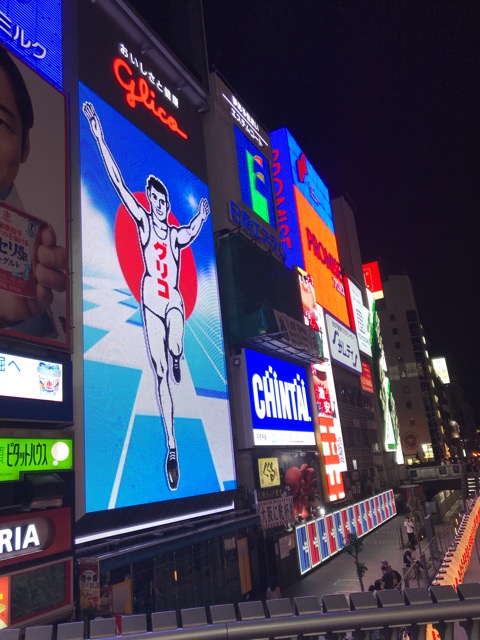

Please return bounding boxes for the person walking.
[404,515,416,550]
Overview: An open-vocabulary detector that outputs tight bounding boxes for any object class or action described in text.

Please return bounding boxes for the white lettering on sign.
[0,524,40,554]
[252,367,311,422]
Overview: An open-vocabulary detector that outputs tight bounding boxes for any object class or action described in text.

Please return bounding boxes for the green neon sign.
[0,438,73,481]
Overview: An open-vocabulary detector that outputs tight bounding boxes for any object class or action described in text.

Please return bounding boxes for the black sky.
[132,1,480,414]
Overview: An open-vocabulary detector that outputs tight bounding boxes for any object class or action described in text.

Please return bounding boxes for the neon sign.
[113,58,187,140]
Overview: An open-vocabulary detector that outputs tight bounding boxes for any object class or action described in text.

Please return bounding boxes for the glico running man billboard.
[78,2,235,518]
[271,128,349,326]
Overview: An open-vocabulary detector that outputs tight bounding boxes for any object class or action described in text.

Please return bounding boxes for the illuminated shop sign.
[0,508,71,568]
[234,126,276,227]
[0,1,63,88]
[324,312,362,374]
[271,128,350,325]
[229,201,284,259]
[222,92,268,147]
[0,438,73,482]
[344,278,372,356]
[298,269,346,502]
[244,348,315,447]
[0,353,63,402]
[363,261,384,300]
[258,457,280,488]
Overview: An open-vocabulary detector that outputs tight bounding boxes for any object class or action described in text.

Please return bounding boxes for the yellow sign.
[258,458,280,488]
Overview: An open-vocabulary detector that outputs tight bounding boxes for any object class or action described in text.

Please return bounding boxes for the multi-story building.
[375,274,448,464]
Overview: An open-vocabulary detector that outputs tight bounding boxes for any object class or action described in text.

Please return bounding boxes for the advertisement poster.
[0,575,8,628]
[0,46,68,347]
[79,558,100,610]
[80,86,235,510]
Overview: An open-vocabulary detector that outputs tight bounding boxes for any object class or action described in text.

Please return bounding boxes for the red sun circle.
[114,192,198,319]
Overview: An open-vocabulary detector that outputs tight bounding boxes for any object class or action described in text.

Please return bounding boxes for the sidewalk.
[283,515,407,600]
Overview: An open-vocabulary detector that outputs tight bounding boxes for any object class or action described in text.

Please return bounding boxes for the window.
[392,328,398,335]
[389,314,396,321]
[406,401,413,409]
[403,386,410,393]
[395,342,401,349]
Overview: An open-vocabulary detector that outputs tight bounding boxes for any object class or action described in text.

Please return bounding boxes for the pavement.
[282,514,408,600]
[281,512,480,639]
[282,513,480,599]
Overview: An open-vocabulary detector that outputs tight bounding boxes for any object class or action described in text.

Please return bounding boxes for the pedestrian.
[381,563,401,590]
[266,576,281,600]
[403,548,414,568]
[404,515,416,550]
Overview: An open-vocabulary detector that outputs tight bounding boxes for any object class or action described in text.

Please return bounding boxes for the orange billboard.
[295,186,350,325]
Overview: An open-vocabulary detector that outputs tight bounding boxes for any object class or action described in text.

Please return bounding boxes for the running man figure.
[83,101,210,490]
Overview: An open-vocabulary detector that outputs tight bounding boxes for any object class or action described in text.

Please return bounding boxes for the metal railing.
[3,584,480,640]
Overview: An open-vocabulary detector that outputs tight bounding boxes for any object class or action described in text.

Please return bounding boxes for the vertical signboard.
[271,128,350,326]
[317,517,330,561]
[0,44,69,348]
[295,524,311,575]
[298,268,346,502]
[78,2,235,516]
[234,125,276,227]
[344,277,372,357]
[307,520,321,567]
[365,289,401,457]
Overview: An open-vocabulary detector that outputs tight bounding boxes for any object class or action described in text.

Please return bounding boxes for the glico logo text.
[251,366,311,422]
[113,58,188,140]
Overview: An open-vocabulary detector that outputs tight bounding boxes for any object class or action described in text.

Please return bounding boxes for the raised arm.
[82,101,146,228]
[176,198,210,248]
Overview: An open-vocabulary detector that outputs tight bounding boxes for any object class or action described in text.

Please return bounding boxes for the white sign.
[345,279,372,356]
[257,496,294,529]
[324,313,362,374]
[0,353,63,402]
[432,357,450,384]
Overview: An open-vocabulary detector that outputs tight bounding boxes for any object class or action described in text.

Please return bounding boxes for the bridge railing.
[2,583,480,640]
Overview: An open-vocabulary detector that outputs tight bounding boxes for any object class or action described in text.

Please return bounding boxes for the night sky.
[132,1,480,415]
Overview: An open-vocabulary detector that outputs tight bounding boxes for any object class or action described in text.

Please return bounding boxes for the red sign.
[360,362,375,394]
[0,507,71,568]
[362,261,383,296]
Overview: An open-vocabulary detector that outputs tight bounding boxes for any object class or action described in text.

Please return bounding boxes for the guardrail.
[2,584,480,640]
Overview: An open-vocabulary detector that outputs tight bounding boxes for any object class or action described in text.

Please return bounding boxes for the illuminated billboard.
[432,357,450,384]
[0,352,72,423]
[243,348,315,447]
[271,128,349,325]
[234,125,276,227]
[363,261,384,300]
[78,2,235,519]
[366,289,402,459]
[0,47,69,348]
[0,1,63,88]
[0,438,73,482]
[344,277,372,356]
[298,268,347,502]
[324,311,362,375]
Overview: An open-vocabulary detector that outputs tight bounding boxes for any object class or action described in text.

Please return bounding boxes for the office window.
[395,342,401,349]
[406,401,413,409]
[392,328,398,335]
[389,314,396,321]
